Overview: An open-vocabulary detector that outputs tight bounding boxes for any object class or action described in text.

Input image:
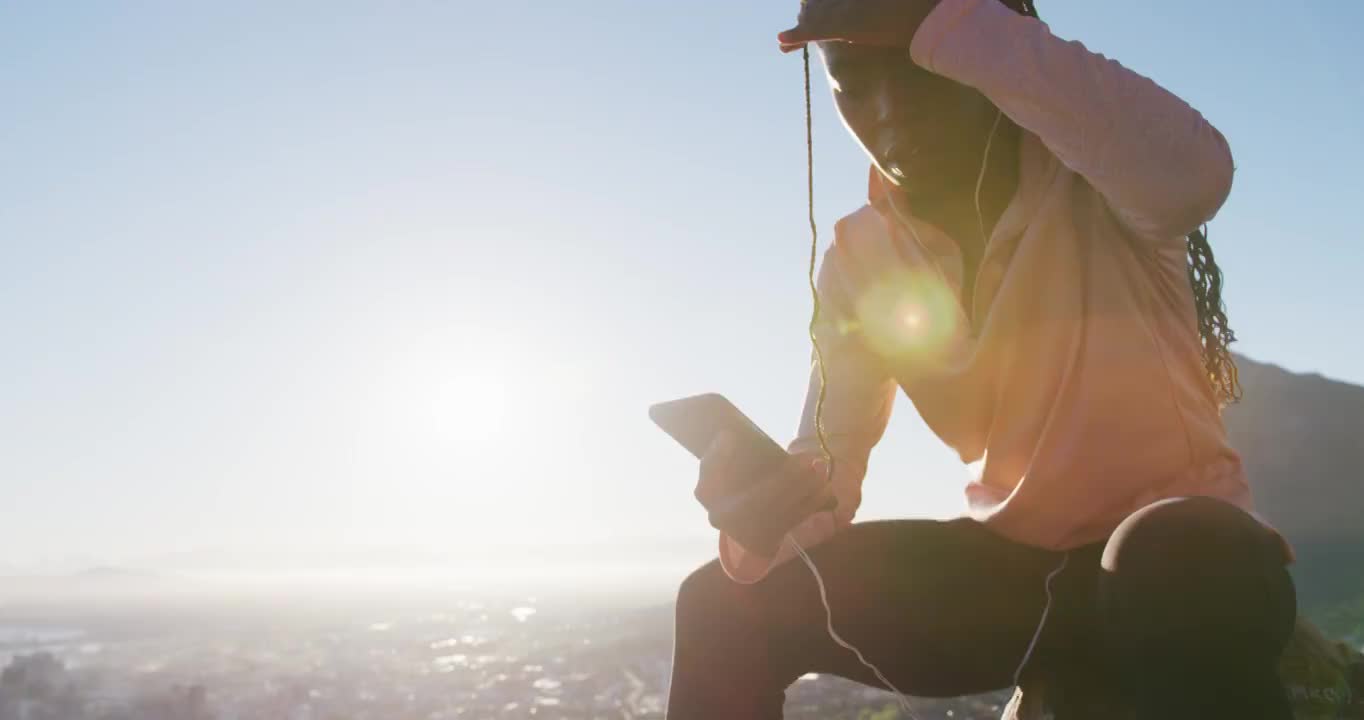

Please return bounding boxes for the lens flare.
[853,270,962,361]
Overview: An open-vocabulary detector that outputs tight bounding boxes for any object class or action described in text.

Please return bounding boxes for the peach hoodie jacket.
[719,0,1284,583]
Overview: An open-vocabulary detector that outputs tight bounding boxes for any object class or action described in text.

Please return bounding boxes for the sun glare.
[371,324,604,545]
[382,329,531,463]
[432,370,512,447]
[390,327,594,468]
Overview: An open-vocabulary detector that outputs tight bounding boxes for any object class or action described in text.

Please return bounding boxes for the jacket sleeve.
[718,221,898,584]
[910,0,1235,242]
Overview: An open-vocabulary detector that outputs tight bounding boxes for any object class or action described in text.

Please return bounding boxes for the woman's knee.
[675,559,757,634]
[1102,496,1284,576]
[1099,496,1297,674]
[673,559,783,679]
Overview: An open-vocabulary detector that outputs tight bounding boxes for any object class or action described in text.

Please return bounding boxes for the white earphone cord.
[796,100,1066,714]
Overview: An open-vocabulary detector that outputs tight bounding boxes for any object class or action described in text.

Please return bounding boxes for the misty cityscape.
[0,579,1018,720]
[2,564,1359,720]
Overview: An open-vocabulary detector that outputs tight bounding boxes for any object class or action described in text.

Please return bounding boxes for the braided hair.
[1186,226,1241,405]
[1003,0,1241,406]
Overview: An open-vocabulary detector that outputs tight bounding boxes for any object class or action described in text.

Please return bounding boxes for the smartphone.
[650,393,837,514]
[649,393,791,480]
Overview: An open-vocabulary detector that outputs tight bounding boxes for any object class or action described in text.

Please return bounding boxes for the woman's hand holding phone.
[694,432,835,558]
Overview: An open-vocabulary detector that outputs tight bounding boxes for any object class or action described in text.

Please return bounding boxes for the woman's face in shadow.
[818,41,1005,205]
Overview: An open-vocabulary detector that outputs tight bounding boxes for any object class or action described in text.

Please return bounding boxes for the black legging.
[666,496,1296,719]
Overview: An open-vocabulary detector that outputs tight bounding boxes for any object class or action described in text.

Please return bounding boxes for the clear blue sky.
[2,1,1361,570]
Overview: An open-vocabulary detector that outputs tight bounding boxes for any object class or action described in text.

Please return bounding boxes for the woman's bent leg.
[666,518,1078,720]
[1099,496,1297,720]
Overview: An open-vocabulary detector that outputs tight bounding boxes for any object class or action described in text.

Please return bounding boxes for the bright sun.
[384,325,595,512]
[382,329,528,461]
[363,324,601,547]
[431,369,512,446]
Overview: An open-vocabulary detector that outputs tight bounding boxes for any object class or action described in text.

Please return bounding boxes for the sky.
[1,0,1362,572]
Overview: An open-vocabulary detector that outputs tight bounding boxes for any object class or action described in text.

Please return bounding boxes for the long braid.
[1186,226,1242,405]
[1011,0,1241,406]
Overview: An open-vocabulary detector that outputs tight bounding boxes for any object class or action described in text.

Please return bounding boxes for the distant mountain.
[1224,354,1364,609]
[0,566,184,602]
[69,566,170,585]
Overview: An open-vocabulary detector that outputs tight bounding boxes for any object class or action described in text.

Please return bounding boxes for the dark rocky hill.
[1224,355,1364,609]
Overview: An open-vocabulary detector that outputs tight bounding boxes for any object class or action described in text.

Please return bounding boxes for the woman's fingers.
[791,479,838,521]
[778,0,847,48]
[778,27,845,49]
[753,455,824,509]
[768,457,837,520]
[777,0,934,51]
[781,458,838,519]
[708,455,833,539]
[778,29,815,47]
